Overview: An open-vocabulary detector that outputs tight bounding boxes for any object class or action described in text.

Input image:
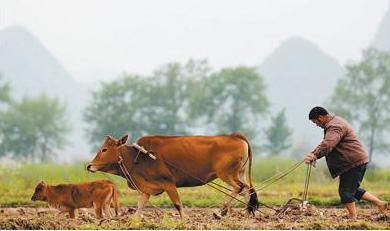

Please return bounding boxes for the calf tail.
[112,184,120,216]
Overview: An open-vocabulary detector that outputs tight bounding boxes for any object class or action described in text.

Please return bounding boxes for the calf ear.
[118,134,129,145]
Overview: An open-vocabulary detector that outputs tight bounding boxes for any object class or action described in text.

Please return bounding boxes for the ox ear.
[118,134,129,145]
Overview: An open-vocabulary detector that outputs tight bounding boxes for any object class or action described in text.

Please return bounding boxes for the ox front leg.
[68,208,76,219]
[134,192,150,218]
[165,186,185,219]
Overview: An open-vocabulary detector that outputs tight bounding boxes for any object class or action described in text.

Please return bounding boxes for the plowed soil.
[1,206,389,229]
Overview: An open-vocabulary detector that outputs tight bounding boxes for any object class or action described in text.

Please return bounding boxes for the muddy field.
[0,206,389,229]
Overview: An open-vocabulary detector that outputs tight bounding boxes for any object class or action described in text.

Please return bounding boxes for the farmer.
[304,106,388,219]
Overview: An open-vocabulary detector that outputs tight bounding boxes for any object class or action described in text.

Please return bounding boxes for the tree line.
[0,48,389,162]
[83,60,271,149]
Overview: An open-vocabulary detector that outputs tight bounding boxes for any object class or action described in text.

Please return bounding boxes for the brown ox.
[31,180,119,219]
[87,133,259,218]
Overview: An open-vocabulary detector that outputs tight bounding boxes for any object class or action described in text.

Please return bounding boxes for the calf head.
[31,181,48,201]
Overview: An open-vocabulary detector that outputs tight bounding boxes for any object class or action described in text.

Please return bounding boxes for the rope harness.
[118,154,141,193]
[117,143,313,216]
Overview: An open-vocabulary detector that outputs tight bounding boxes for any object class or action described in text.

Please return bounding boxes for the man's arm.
[312,126,344,159]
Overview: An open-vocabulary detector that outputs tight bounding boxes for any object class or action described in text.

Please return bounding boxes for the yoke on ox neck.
[132,143,157,160]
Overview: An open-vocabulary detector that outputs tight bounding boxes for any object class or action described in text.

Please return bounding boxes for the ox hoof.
[212,211,222,220]
[127,207,137,214]
[220,207,228,216]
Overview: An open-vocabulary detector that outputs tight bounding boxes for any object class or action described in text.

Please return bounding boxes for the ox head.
[31,181,48,201]
[87,134,129,174]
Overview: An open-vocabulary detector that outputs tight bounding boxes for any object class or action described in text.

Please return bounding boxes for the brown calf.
[31,180,119,219]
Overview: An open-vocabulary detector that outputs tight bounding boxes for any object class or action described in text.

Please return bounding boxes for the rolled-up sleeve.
[313,126,344,159]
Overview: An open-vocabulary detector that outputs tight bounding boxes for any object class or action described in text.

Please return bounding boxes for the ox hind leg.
[238,173,259,216]
[164,185,184,219]
[218,163,258,217]
[217,174,246,216]
[228,167,259,216]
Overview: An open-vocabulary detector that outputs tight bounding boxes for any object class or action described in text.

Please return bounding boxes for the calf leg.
[93,202,103,219]
[165,185,184,219]
[103,196,113,218]
[134,192,150,218]
[104,203,113,218]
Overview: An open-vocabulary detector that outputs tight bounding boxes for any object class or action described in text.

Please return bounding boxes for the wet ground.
[1,205,389,229]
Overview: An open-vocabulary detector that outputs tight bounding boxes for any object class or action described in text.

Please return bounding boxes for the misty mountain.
[0,25,90,160]
[372,4,390,51]
[258,36,344,149]
[1,26,78,98]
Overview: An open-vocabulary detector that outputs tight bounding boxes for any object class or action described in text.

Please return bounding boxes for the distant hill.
[0,25,90,160]
[372,4,390,51]
[258,36,344,149]
[0,26,79,98]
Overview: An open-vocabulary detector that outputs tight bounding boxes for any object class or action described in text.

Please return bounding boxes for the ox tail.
[231,132,259,215]
[112,184,120,216]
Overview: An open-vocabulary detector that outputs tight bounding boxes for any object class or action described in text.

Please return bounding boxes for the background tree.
[145,59,211,134]
[83,59,211,148]
[83,74,151,148]
[0,76,12,153]
[189,66,269,138]
[263,108,292,156]
[327,48,390,163]
[0,94,70,161]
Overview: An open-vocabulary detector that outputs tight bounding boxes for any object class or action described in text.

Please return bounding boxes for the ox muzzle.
[86,164,95,172]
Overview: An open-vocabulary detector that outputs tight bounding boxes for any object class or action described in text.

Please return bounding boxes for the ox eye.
[102,148,107,153]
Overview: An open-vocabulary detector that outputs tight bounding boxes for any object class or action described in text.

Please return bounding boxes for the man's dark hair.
[309,106,329,120]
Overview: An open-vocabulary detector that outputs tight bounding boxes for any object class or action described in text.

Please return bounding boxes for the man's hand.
[304,152,317,166]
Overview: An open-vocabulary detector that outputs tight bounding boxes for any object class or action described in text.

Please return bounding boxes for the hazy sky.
[1,0,389,83]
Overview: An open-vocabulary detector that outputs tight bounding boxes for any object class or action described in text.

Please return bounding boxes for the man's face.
[311,115,326,128]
